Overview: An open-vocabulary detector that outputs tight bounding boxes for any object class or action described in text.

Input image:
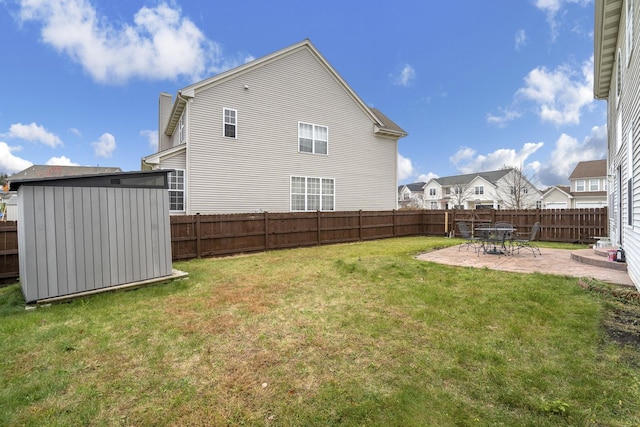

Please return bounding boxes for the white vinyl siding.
[627,0,634,66]
[291,176,335,211]
[185,46,398,213]
[223,108,237,138]
[298,122,328,154]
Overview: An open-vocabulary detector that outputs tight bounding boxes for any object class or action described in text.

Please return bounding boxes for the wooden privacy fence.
[0,221,19,281]
[171,208,608,260]
[0,208,608,280]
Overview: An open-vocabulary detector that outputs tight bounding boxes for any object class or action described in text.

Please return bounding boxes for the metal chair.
[512,222,542,257]
[457,221,481,255]
[493,221,514,254]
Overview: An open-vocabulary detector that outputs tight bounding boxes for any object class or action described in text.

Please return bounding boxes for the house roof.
[399,182,426,192]
[569,159,607,179]
[594,0,623,99]
[9,165,122,182]
[164,39,406,139]
[9,170,169,191]
[433,169,512,187]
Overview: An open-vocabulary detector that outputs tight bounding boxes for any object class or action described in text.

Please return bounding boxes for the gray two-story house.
[142,39,407,214]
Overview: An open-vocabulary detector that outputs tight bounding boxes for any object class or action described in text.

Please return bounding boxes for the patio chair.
[512,222,542,257]
[457,221,481,255]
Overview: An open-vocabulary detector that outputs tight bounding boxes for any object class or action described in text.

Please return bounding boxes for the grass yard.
[1,237,639,426]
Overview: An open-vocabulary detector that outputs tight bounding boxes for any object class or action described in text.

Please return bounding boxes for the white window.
[430,201,438,209]
[576,180,585,192]
[168,170,185,212]
[291,176,335,211]
[178,114,185,144]
[429,188,436,196]
[474,186,484,195]
[627,0,634,66]
[298,122,328,154]
[223,108,237,138]
[536,200,542,209]
[590,179,600,191]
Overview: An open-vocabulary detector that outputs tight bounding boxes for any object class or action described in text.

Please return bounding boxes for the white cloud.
[0,142,33,174]
[397,153,415,181]
[537,124,607,186]
[46,156,78,166]
[391,64,416,87]
[450,142,544,174]
[91,132,116,157]
[417,172,438,183]
[17,0,248,84]
[486,108,522,127]
[515,29,527,50]
[534,0,591,42]
[491,56,594,127]
[4,122,63,147]
[69,128,82,137]
[140,129,158,151]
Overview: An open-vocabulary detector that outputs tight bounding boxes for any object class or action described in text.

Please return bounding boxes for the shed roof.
[9,170,171,191]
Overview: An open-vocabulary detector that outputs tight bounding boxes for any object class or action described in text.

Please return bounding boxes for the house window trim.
[223,108,237,139]
[298,122,329,155]
[168,169,186,213]
[178,114,186,144]
[290,176,335,211]
[474,185,484,195]
[576,180,586,192]
[429,188,436,196]
[589,179,600,192]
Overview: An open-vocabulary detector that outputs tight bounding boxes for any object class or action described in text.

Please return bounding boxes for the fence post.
[317,210,321,245]
[264,211,269,251]
[359,210,363,241]
[393,209,397,237]
[195,213,201,258]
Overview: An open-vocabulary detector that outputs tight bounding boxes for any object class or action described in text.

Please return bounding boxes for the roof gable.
[569,159,607,179]
[165,39,406,139]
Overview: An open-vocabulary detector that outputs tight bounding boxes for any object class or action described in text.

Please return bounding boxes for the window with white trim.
[298,122,328,154]
[429,188,436,196]
[178,114,185,144]
[168,170,185,212]
[430,201,438,209]
[576,180,585,192]
[589,179,600,191]
[223,108,237,138]
[291,176,335,211]
[474,185,484,195]
[627,0,634,66]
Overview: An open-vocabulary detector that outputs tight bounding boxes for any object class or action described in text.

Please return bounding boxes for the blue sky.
[0,0,605,188]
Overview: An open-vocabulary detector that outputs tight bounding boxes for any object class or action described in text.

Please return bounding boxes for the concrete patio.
[415,244,635,288]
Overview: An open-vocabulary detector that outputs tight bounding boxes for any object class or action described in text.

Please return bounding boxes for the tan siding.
[185,47,397,214]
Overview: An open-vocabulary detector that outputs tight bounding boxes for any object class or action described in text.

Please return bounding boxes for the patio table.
[475,226,516,255]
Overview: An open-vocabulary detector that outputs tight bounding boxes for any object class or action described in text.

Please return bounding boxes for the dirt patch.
[578,279,640,351]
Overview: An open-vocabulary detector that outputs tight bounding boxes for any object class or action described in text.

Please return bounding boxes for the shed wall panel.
[18,182,173,302]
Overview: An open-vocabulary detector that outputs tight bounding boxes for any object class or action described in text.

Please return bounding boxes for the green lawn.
[1,237,638,426]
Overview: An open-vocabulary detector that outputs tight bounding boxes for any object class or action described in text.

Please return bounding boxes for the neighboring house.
[423,168,542,210]
[5,165,122,221]
[541,160,608,209]
[398,182,426,208]
[142,39,407,214]
[594,0,639,290]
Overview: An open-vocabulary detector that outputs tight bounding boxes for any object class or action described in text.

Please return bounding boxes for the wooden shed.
[10,170,173,303]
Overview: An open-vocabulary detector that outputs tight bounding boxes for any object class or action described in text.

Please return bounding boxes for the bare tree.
[449,182,473,209]
[497,165,540,210]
